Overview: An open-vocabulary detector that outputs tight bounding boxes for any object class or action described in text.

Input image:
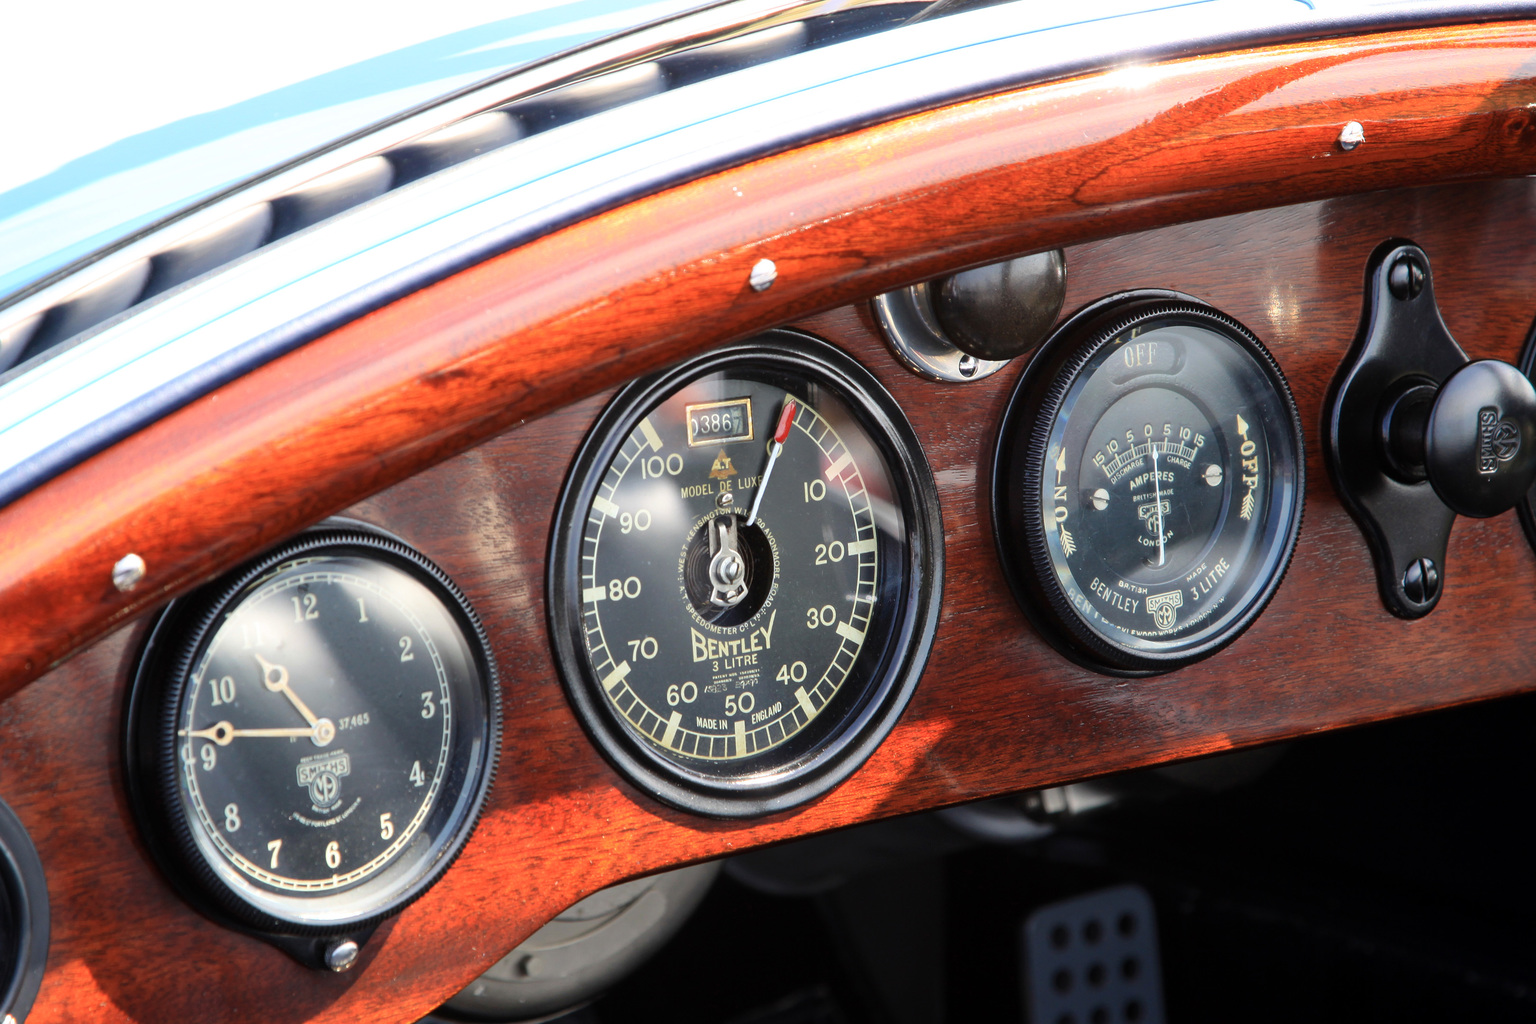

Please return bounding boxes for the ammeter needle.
[746,397,798,527]
[1152,447,1166,567]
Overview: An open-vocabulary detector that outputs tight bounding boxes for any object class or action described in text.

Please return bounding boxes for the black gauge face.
[550,331,941,817]
[127,529,500,936]
[994,295,1304,674]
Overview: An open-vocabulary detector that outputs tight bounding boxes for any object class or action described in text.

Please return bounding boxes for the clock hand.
[746,397,798,527]
[181,720,337,746]
[247,656,337,745]
[255,653,321,727]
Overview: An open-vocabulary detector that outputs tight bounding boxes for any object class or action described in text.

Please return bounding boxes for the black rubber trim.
[0,796,48,1023]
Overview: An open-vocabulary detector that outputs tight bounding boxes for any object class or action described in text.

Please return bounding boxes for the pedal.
[1021,884,1165,1024]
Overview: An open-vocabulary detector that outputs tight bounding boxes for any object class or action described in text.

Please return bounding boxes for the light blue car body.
[0,0,1526,511]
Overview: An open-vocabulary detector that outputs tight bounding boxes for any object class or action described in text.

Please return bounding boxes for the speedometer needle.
[745,397,798,527]
[1152,447,1166,567]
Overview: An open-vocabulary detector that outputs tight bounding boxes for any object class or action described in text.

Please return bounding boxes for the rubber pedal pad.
[1020,883,1165,1024]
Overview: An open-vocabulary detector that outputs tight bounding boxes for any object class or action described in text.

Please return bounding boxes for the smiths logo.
[1146,591,1183,632]
[1476,407,1521,475]
[296,750,351,810]
[709,449,738,480]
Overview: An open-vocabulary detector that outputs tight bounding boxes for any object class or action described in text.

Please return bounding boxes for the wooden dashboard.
[3,19,1536,1024]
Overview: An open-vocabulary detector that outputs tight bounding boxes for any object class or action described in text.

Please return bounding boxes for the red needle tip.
[773,399,798,444]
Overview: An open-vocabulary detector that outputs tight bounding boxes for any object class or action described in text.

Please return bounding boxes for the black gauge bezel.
[0,796,48,1024]
[992,291,1305,676]
[123,522,502,949]
[1515,319,1536,552]
[548,330,942,818]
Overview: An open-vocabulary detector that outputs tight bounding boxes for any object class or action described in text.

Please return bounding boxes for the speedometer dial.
[549,331,941,817]
[993,293,1304,675]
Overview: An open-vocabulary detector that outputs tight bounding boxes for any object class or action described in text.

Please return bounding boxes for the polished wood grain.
[1,22,1535,701]
[5,179,1536,1023]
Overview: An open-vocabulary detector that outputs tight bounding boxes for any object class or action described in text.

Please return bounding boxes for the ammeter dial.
[126,526,500,960]
[993,293,1303,674]
[550,331,941,817]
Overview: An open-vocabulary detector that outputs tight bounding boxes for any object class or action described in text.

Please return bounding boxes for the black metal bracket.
[1326,241,1467,618]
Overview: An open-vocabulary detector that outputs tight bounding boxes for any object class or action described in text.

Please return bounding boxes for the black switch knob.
[1387,359,1536,518]
[931,250,1066,362]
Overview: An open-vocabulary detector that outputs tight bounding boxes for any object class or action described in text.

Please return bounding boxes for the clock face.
[130,530,500,934]
[178,558,456,894]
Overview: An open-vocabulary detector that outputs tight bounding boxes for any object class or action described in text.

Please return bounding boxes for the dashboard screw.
[112,553,146,592]
[1337,120,1365,150]
[748,258,777,292]
[1401,557,1440,605]
[324,938,360,972]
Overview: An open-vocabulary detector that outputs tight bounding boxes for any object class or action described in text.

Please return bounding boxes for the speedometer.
[549,331,941,817]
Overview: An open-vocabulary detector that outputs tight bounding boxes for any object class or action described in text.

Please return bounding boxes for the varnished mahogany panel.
[4,180,1536,1023]
[1,22,1535,700]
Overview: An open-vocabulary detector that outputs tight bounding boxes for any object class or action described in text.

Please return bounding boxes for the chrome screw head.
[112,553,146,592]
[324,938,360,972]
[748,258,777,292]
